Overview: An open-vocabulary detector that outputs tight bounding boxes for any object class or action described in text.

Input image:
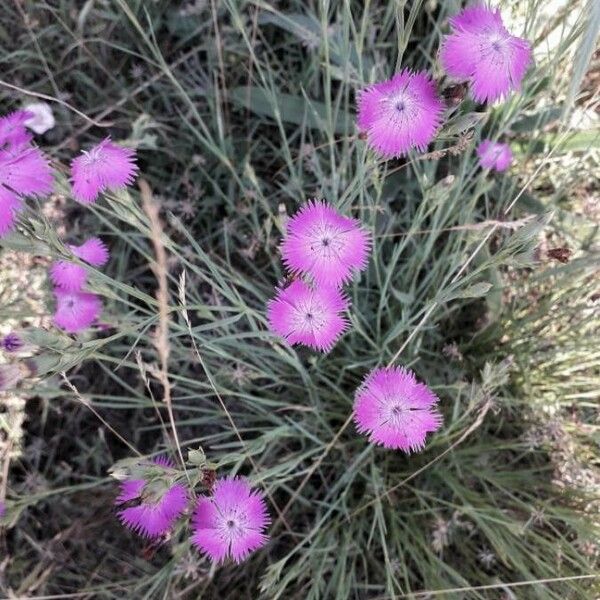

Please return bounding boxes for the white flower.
[23,102,55,135]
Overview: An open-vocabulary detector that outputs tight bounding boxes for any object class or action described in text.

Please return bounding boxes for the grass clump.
[0,0,598,598]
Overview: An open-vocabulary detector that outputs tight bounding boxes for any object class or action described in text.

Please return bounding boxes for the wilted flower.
[440,4,532,103]
[1,332,35,355]
[0,110,33,148]
[116,457,188,538]
[478,548,497,568]
[431,516,451,554]
[191,477,270,563]
[23,102,56,135]
[0,363,22,391]
[1,333,24,353]
[476,139,512,171]
[281,200,370,286]
[357,70,444,158]
[353,366,442,452]
[267,279,349,352]
[53,289,102,333]
[71,138,138,204]
[50,237,110,291]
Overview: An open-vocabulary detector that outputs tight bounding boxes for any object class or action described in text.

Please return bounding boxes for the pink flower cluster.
[1,3,536,565]
[358,4,529,167]
[268,200,371,353]
[115,458,270,564]
[0,111,138,333]
[51,237,110,333]
[297,4,530,452]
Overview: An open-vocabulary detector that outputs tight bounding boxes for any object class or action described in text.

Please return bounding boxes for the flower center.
[387,92,417,125]
[291,297,328,335]
[308,223,344,259]
[227,519,235,528]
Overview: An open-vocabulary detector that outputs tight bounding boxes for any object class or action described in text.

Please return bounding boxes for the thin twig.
[53,45,204,150]
[61,373,141,457]
[139,179,190,483]
[0,438,12,503]
[375,217,533,239]
[0,79,112,128]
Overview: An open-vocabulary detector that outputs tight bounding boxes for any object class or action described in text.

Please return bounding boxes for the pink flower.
[0,110,33,148]
[476,139,512,171]
[353,366,442,452]
[268,279,349,353]
[0,186,23,237]
[53,289,102,333]
[281,200,371,286]
[50,238,110,291]
[71,138,138,204]
[0,131,53,237]
[69,237,110,266]
[191,477,270,563]
[0,146,53,197]
[440,4,532,103]
[357,70,444,158]
[50,262,87,291]
[116,458,188,538]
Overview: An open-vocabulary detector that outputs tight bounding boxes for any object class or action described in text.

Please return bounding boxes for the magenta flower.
[50,237,110,291]
[353,366,442,452]
[0,186,23,237]
[281,200,371,286]
[116,458,188,539]
[71,138,138,204]
[440,4,532,103]
[268,279,349,352]
[50,262,87,291]
[191,477,270,563]
[357,70,444,158]
[477,139,512,171]
[69,237,110,266]
[53,289,102,333]
[0,110,33,148]
[0,134,53,237]
[0,146,53,197]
